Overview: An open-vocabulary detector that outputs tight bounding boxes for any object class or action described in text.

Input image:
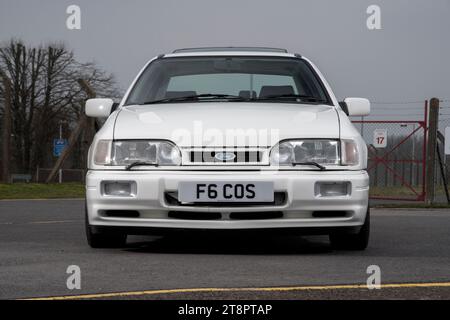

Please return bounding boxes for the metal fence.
[352,100,450,202]
[35,168,85,183]
[353,118,427,201]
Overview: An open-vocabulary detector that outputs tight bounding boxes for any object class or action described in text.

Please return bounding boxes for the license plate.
[178,181,274,203]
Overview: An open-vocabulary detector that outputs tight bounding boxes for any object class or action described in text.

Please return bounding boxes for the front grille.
[181,147,269,165]
[190,150,263,163]
[164,191,287,207]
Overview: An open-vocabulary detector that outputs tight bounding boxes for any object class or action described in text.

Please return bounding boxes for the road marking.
[0,220,81,226]
[22,281,450,300]
[28,220,81,225]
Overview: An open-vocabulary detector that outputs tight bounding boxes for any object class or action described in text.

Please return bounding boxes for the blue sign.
[53,139,68,157]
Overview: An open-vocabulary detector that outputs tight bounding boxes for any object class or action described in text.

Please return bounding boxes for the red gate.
[352,101,428,201]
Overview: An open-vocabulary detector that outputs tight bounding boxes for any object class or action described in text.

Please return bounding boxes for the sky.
[1,0,450,122]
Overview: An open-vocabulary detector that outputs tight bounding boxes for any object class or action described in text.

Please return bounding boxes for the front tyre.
[329,207,370,251]
[85,207,127,248]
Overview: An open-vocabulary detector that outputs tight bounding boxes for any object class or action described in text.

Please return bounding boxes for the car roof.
[173,47,289,53]
[163,47,299,58]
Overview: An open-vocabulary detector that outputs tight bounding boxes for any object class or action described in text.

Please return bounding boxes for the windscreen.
[125,56,330,105]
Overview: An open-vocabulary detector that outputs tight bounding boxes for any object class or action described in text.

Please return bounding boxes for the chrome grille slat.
[181,147,270,166]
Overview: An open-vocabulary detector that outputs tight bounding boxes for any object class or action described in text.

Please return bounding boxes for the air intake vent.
[229,211,283,220]
[168,211,222,220]
[165,191,286,207]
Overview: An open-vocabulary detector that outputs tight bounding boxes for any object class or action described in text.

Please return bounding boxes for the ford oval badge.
[214,152,236,161]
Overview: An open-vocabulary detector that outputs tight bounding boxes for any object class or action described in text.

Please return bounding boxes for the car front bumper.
[86,169,369,233]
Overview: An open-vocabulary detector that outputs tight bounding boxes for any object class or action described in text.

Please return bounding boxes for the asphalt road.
[0,199,449,300]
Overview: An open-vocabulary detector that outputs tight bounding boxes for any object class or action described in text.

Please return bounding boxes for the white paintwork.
[114,103,339,146]
[86,49,370,232]
[344,97,371,116]
[86,170,369,229]
[85,98,114,118]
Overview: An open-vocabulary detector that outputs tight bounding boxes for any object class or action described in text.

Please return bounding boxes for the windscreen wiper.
[140,94,248,105]
[125,161,158,170]
[292,162,326,170]
[258,94,326,103]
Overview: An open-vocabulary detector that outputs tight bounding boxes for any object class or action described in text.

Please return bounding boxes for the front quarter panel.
[87,109,121,170]
[338,110,368,169]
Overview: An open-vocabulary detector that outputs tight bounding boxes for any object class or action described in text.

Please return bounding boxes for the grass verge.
[0,183,84,199]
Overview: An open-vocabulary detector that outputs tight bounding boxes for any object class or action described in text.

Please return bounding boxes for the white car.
[85,47,370,250]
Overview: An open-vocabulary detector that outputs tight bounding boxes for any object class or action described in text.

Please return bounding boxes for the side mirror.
[342,97,370,116]
[85,98,114,118]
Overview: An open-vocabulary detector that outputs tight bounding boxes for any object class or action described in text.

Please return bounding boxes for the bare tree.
[0,39,121,175]
[0,68,12,182]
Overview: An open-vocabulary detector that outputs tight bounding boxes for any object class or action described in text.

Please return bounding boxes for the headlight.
[94,140,181,166]
[270,140,340,166]
[270,139,359,167]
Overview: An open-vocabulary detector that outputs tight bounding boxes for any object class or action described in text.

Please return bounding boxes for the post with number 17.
[373,129,387,148]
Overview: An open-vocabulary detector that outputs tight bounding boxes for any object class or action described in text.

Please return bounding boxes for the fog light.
[316,182,350,197]
[102,181,135,196]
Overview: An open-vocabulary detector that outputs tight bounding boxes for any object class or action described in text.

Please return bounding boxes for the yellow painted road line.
[22,282,450,300]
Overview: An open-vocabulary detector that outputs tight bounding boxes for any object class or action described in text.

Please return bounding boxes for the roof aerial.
[172,47,289,54]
